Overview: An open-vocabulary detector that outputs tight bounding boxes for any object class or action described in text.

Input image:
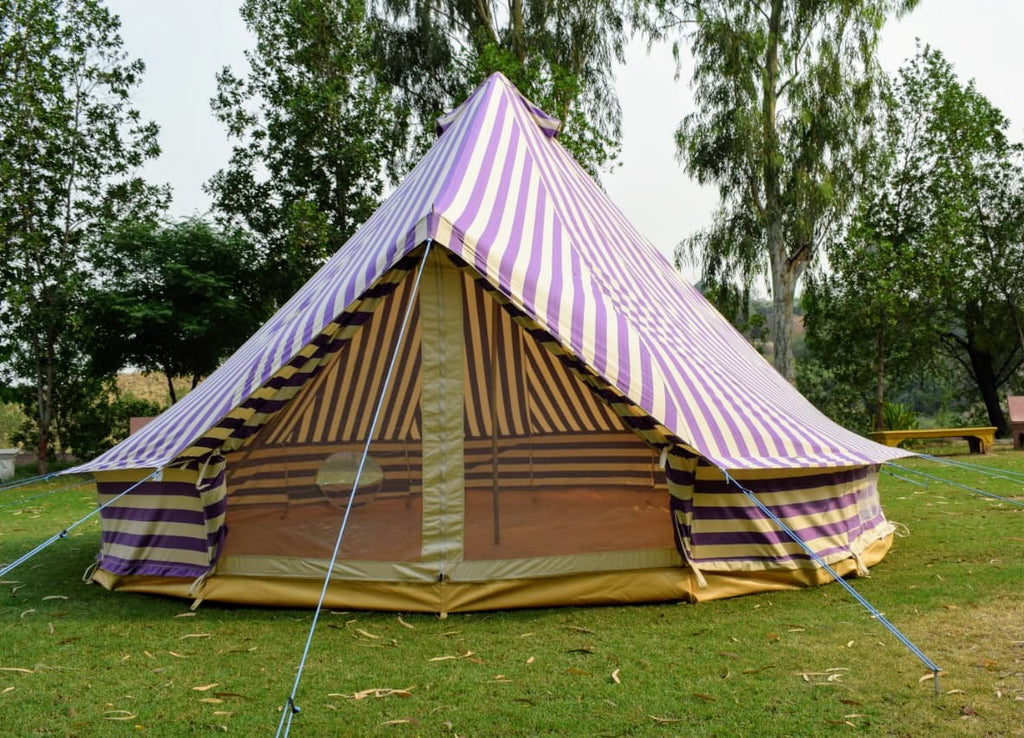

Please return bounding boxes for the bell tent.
[69,74,909,613]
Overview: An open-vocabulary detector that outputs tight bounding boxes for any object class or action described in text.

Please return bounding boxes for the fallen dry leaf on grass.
[42,595,67,601]
[104,711,137,721]
[199,698,223,704]
[0,667,33,674]
[397,616,415,630]
[692,693,716,702]
[355,628,379,639]
[332,687,414,700]
[192,683,220,692]
[180,633,211,640]
[649,715,684,724]
[611,669,621,684]
[175,612,196,618]
[380,718,420,726]
[429,650,475,662]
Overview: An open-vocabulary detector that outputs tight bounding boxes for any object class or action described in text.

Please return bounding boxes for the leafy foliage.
[207,0,409,306]
[880,400,917,431]
[658,0,917,381]
[370,0,628,174]
[805,45,1024,433]
[0,0,166,472]
[86,219,268,403]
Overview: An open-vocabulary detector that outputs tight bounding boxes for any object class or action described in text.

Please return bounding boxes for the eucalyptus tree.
[0,0,166,471]
[208,0,409,306]
[370,0,629,173]
[657,0,918,382]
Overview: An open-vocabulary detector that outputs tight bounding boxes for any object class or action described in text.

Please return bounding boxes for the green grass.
[1,453,1022,736]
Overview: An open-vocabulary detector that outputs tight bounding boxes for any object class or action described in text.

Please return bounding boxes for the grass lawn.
[1,450,1022,735]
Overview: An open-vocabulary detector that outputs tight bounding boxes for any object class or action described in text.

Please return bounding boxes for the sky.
[104,0,1024,275]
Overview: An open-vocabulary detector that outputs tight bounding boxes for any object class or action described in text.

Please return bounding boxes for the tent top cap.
[435,72,563,139]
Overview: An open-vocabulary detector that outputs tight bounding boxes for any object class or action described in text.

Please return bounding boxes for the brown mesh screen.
[461,272,672,561]
[222,272,423,563]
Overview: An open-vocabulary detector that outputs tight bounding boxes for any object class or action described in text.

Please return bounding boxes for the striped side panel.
[678,463,889,570]
[95,466,226,579]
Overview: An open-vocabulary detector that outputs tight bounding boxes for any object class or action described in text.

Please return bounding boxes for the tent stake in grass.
[722,470,943,695]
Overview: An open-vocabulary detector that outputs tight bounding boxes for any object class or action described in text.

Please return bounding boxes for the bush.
[0,402,25,448]
[881,400,918,431]
[61,392,162,461]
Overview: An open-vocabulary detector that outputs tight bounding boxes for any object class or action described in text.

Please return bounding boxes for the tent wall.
[666,453,892,581]
[90,250,893,611]
[93,465,226,580]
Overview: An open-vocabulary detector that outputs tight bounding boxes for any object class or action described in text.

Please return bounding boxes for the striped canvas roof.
[72,73,909,474]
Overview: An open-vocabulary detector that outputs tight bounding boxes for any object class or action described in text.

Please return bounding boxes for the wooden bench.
[869,426,997,454]
[1008,397,1024,450]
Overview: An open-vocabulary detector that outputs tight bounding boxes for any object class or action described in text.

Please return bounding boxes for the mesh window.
[460,272,672,561]
[222,272,424,564]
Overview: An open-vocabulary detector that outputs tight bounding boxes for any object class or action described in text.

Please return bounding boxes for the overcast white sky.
[104,1,1024,274]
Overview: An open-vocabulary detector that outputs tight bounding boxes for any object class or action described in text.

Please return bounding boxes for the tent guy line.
[888,462,1024,509]
[914,453,1024,486]
[722,469,942,694]
[0,478,92,511]
[275,241,434,738]
[0,472,57,494]
[880,466,929,487]
[0,469,161,578]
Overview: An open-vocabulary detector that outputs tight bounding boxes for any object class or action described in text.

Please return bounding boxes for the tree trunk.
[874,319,886,430]
[165,371,178,405]
[768,230,796,382]
[763,0,797,383]
[966,344,1008,436]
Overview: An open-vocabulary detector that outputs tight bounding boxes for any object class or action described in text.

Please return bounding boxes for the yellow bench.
[869,426,997,454]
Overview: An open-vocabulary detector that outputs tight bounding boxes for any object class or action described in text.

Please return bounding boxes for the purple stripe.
[103,530,210,553]
[692,517,854,548]
[695,492,859,522]
[99,555,206,579]
[100,506,206,526]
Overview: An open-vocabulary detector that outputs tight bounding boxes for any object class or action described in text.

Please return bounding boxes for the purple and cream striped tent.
[72,73,910,612]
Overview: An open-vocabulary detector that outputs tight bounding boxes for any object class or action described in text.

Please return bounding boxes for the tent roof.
[73,73,908,474]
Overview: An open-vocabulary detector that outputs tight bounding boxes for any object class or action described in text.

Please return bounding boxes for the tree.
[660,0,917,382]
[804,46,1024,434]
[0,0,166,473]
[370,0,629,173]
[208,0,409,306]
[898,47,1024,433]
[86,219,269,403]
